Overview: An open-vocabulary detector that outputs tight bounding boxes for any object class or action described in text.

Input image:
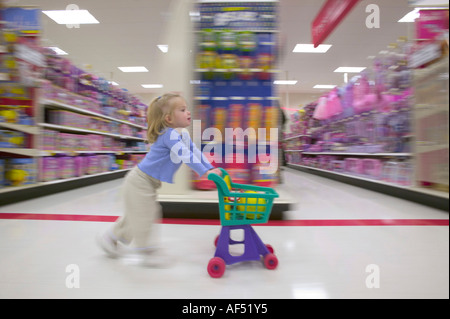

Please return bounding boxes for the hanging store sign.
[311,0,360,47]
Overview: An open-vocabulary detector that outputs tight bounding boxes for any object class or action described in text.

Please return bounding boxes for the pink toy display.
[416,9,449,41]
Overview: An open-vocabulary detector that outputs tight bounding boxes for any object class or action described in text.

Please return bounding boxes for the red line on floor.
[0,213,448,226]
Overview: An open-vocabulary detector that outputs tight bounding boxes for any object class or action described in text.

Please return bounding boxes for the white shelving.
[0,168,131,195]
[41,98,146,130]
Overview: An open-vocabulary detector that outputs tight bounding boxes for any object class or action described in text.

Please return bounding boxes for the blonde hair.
[146,93,181,144]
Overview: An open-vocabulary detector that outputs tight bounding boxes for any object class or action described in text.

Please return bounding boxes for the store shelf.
[282,134,311,141]
[287,163,448,211]
[41,98,146,129]
[0,148,41,156]
[0,122,40,135]
[39,123,145,141]
[39,150,147,155]
[302,152,412,157]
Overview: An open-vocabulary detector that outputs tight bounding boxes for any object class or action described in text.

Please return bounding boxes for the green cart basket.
[208,168,279,226]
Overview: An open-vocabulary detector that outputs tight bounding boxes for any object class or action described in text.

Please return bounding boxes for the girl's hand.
[206,168,222,177]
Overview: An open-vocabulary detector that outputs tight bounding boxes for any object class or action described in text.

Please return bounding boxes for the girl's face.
[166,97,191,128]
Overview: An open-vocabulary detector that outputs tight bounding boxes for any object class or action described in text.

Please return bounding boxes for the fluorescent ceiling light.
[118,66,149,73]
[293,44,332,53]
[141,84,163,89]
[334,67,366,73]
[42,10,99,24]
[398,8,421,22]
[313,85,337,89]
[274,80,297,85]
[47,46,68,55]
[157,44,168,53]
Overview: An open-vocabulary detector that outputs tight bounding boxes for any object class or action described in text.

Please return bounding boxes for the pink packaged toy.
[40,157,59,182]
[416,9,449,41]
[86,155,99,175]
[326,88,343,119]
[74,156,84,177]
[353,72,378,114]
[381,161,399,184]
[362,158,382,179]
[60,156,76,179]
[345,158,363,175]
[330,160,345,172]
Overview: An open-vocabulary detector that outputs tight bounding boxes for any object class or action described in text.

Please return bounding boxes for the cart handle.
[207,168,231,195]
[208,168,279,198]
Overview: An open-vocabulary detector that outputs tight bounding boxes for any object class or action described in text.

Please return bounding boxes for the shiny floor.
[0,167,448,299]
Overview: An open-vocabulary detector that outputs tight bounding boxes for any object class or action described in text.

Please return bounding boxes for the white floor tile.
[0,168,448,299]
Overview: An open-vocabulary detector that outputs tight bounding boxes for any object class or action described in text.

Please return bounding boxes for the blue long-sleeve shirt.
[137,127,214,183]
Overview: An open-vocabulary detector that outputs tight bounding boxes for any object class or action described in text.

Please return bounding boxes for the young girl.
[98,93,221,266]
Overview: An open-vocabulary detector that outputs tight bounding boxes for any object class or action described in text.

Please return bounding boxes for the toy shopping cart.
[207,168,279,278]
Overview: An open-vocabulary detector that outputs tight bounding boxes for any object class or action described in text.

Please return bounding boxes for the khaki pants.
[112,166,162,249]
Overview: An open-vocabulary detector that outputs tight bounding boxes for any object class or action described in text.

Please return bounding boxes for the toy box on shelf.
[0,11,43,189]
[192,1,279,190]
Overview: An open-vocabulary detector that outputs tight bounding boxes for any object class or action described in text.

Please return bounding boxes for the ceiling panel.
[12,0,414,94]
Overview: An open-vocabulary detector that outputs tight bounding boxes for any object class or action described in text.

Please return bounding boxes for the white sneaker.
[97,231,121,258]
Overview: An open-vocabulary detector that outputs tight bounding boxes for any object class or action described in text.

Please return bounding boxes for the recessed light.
[398,8,421,22]
[141,84,163,89]
[118,66,149,73]
[157,44,168,53]
[47,47,68,55]
[334,67,366,73]
[42,10,99,24]
[293,44,332,53]
[313,85,337,89]
[274,80,298,85]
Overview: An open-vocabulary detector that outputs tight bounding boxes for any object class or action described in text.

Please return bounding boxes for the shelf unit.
[1,91,148,199]
[282,36,448,211]
[412,58,449,193]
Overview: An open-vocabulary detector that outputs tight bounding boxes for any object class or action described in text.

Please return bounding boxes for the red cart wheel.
[208,257,226,278]
[263,253,278,270]
[265,244,274,254]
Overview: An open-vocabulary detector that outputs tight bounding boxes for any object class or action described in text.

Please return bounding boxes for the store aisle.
[0,168,448,299]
